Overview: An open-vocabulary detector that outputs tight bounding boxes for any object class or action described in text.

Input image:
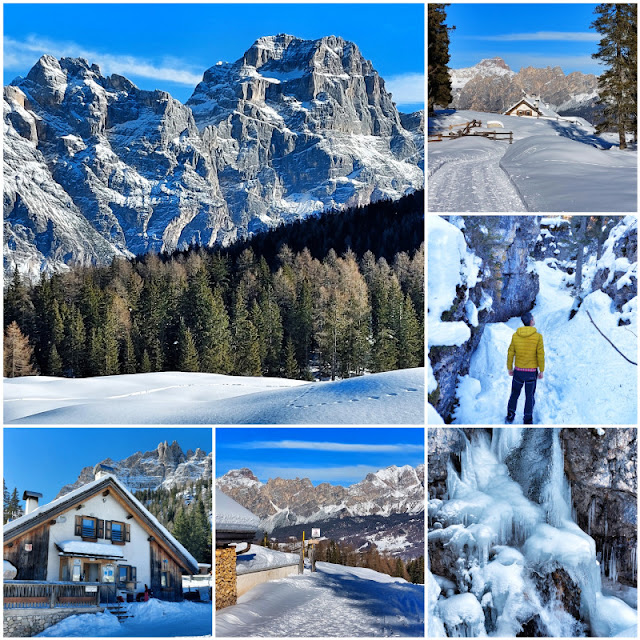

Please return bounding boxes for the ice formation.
[429,429,637,637]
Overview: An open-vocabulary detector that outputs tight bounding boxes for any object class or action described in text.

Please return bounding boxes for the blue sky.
[215,427,425,486]
[3,2,424,110]
[446,3,603,75]
[3,428,212,505]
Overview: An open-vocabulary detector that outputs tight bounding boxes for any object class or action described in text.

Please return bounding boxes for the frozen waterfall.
[428,428,637,637]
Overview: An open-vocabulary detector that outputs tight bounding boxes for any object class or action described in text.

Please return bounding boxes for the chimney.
[93,463,116,481]
[23,490,43,515]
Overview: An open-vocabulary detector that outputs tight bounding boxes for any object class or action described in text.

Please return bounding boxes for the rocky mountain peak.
[478,57,511,71]
[56,441,211,498]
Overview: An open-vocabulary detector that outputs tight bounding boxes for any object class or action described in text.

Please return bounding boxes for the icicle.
[543,428,572,526]
[631,546,637,583]
[587,497,596,537]
[609,548,618,583]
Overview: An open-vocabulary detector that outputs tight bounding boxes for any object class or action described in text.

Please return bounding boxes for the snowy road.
[453,261,637,424]
[428,138,526,212]
[216,562,424,637]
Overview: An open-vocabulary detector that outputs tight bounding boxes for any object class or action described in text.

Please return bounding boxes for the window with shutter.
[125,523,131,542]
[81,517,97,540]
[75,516,82,536]
[111,521,125,545]
[105,520,112,540]
[97,519,105,539]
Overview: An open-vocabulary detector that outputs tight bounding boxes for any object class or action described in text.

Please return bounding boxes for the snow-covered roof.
[216,489,260,533]
[504,94,561,119]
[4,474,198,574]
[56,540,126,559]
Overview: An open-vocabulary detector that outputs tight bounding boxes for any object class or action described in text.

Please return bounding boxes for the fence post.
[299,544,304,574]
[50,584,56,609]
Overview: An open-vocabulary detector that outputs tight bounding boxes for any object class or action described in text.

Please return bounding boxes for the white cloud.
[4,35,203,86]
[469,31,600,42]
[385,72,424,105]
[249,464,390,484]
[241,440,424,453]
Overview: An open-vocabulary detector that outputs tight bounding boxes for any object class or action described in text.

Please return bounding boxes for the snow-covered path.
[216,562,424,637]
[428,138,526,212]
[453,261,637,424]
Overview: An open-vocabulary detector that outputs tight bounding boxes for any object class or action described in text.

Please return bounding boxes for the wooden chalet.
[4,471,198,607]
[504,94,561,119]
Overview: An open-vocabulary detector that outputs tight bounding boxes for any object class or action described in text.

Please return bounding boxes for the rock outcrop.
[561,428,637,586]
[430,217,540,421]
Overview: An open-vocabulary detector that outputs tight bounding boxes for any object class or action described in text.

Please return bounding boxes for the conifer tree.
[398,294,423,368]
[3,480,10,524]
[591,3,637,148]
[232,284,262,376]
[63,307,87,377]
[48,344,63,376]
[283,338,299,379]
[9,488,22,521]
[428,4,454,114]
[178,321,200,372]
[4,321,37,378]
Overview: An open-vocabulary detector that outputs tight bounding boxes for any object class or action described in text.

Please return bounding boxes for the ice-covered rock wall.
[428,427,638,637]
[428,216,540,421]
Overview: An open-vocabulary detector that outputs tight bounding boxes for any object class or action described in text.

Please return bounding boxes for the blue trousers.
[507,369,537,423]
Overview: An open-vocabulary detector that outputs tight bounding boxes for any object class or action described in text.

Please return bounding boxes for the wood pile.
[215,547,237,610]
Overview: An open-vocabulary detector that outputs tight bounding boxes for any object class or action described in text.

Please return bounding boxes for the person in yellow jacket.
[505,311,544,424]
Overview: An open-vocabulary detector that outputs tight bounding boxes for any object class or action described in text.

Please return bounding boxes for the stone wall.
[215,546,237,610]
[3,606,103,637]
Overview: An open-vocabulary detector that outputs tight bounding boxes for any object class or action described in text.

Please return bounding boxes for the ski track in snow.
[428,141,526,212]
[453,261,637,425]
[216,562,424,637]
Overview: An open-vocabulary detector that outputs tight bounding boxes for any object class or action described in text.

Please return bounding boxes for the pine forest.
[4,192,424,382]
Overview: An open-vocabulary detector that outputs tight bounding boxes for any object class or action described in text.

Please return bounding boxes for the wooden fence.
[4,581,102,609]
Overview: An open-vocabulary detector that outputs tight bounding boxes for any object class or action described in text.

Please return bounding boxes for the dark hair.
[521,312,533,326]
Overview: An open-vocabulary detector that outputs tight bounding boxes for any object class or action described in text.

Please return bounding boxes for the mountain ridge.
[56,440,212,498]
[4,34,424,281]
[449,57,600,122]
[216,463,425,533]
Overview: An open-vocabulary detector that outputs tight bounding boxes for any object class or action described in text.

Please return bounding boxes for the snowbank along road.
[428,110,637,212]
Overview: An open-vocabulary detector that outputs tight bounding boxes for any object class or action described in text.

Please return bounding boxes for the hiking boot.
[524,417,533,425]
[505,415,514,424]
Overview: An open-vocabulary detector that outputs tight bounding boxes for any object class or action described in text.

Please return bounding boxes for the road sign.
[312,528,320,538]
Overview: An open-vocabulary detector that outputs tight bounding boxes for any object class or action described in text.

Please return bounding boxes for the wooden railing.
[4,581,101,609]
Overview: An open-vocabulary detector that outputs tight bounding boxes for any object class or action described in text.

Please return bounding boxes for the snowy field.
[4,368,424,424]
[428,110,637,212]
[37,600,212,637]
[217,561,424,637]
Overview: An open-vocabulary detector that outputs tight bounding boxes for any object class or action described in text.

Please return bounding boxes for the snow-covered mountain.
[216,464,424,533]
[449,58,599,121]
[4,35,424,280]
[56,440,212,497]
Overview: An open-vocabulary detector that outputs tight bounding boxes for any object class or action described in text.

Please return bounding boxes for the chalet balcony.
[3,581,117,609]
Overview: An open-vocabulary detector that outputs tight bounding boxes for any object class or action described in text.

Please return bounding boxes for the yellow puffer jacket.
[507,326,545,372]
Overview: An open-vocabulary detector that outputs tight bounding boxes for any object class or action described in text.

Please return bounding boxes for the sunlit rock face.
[187,34,423,232]
[5,37,424,281]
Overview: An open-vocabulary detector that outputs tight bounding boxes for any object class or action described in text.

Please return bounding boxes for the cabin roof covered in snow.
[216,489,260,534]
[504,95,561,118]
[3,474,198,574]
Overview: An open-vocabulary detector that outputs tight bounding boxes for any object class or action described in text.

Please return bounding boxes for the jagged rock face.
[427,427,466,499]
[5,41,424,281]
[450,58,599,122]
[56,440,212,497]
[4,55,231,278]
[187,35,424,231]
[217,464,425,532]
[561,428,637,586]
[432,217,540,420]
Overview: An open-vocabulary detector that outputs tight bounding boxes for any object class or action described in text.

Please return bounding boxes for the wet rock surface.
[561,428,637,586]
